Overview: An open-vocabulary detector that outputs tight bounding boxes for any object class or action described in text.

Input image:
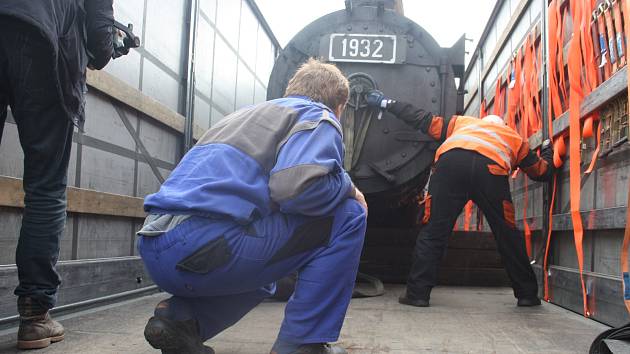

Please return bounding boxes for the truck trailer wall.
[461,0,630,327]
[0,0,278,320]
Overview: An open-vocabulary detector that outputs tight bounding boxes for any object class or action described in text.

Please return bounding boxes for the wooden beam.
[86,70,205,140]
[0,176,145,219]
[0,257,155,320]
[529,66,628,148]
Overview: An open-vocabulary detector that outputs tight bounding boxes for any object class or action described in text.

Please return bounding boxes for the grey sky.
[256,0,496,65]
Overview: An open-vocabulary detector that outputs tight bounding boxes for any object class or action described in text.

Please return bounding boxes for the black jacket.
[0,0,114,126]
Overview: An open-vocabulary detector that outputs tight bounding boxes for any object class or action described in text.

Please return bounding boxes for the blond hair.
[284,58,349,111]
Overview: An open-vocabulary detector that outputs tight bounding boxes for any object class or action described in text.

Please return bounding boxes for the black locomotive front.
[268,0,465,227]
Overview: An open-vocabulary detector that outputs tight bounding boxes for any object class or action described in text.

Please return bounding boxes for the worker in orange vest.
[366,90,556,307]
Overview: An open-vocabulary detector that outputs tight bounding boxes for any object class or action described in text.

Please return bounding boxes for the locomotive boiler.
[268,0,465,227]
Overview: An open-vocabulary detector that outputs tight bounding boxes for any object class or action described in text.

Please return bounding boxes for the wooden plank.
[86,70,205,140]
[0,175,145,219]
[516,206,628,231]
[532,264,630,327]
[0,257,154,319]
[529,66,628,148]
[463,85,478,112]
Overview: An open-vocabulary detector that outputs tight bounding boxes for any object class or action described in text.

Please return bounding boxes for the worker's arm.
[85,0,115,70]
[269,116,361,216]
[517,140,555,182]
[365,90,454,141]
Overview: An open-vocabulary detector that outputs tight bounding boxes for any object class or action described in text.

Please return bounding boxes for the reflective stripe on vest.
[456,124,517,158]
[441,133,513,169]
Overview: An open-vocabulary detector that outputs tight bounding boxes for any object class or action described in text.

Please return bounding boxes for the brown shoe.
[17,312,65,350]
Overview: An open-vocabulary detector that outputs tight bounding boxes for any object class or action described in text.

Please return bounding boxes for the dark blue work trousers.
[138,199,366,344]
[0,19,75,311]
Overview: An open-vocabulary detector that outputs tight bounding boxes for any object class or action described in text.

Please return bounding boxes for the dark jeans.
[407,149,538,300]
[0,20,74,312]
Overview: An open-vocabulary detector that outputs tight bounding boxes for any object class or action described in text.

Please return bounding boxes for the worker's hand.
[365,90,389,109]
[353,187,368,217]
[112,29,131,59]
[540,139,554,164]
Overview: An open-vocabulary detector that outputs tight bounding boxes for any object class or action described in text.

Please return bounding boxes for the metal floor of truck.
[0,285,609,354]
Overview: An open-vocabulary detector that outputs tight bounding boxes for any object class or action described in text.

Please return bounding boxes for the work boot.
[17,297,64,350]
[271,343,347,354]
[398,295,430,307]
[517,297,542,307]
[17,312,65,350]
[144,316,214,354]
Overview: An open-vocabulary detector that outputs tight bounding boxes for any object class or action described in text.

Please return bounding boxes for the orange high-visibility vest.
[434,116,529,174]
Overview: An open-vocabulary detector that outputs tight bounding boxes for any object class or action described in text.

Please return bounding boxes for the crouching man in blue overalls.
[137,58,367,354]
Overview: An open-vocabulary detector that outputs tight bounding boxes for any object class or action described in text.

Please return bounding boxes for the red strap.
[558,3,569,105]
[543,2,560,298]
[463,201,473,232]
[597,8,613,80]
[493,77,505,117]
[604,1,619,73]
[523,179,532,258]
[613,0,626,67]
[585,117,601,174]
[476,207,484,231]
[582,0,599,91]
[543,176,558,301]
[480,99,487,117]
[568,0,589,317]
[548,1,564,119]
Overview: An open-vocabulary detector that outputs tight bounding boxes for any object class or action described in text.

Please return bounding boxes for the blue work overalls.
[138,97,367,344]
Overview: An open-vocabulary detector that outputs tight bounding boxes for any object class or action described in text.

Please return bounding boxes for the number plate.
[328,34,397,64]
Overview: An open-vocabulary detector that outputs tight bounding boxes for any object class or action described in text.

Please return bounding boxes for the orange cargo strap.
[597,6,610,81]
[558,3,569,105]
[523,179,532,258]
[591,8,604,85]
[597,4,613,80]
[543,175,558,301]
[476,208,485,231]
[585,117,601,174]
[584,0,601,172]
[493,77,505,117]
[480,99,487,118]
[612,0,626,67]
[604,1,619,73]
[582,1,599,91]
[507,50,523,131]
[622,0,630,315]
[522,35,535,138]
[548,0,564,119]
[463,200,473,232]
[543,2,561,300]
[568,0,590,317]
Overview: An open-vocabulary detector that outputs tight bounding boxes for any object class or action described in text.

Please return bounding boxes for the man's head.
[284,58,350,118]
[482,115,506,125]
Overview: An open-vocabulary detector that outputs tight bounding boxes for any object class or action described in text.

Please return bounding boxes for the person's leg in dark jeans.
[0,20,74,348]
[403,150,470,304]
[469,154,539,305]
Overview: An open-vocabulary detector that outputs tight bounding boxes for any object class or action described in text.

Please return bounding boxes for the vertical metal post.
[478,50,484,114]
[183,0,200,152]
[540,0,551,262]
[541,0,550,140]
